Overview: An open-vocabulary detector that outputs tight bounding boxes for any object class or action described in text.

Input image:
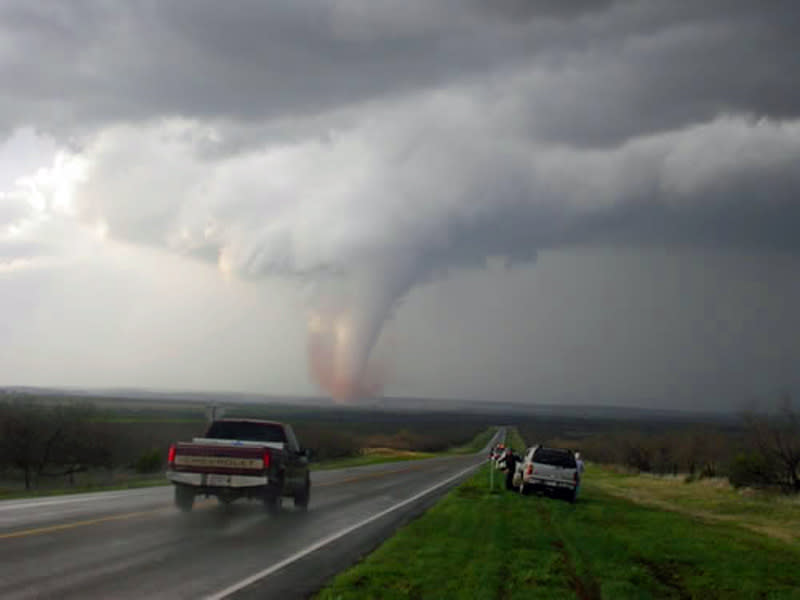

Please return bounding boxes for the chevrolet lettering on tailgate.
[174,455,263,469]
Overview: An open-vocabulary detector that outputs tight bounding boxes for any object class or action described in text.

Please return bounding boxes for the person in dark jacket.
[503,448,520,490]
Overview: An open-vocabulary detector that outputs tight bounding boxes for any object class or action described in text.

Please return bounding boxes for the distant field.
[0,414,497,497]
[318,438,800,599]
[444,426,497,454]
[313,427,497,470]
[312,448,437,471]
[84,400,496,460]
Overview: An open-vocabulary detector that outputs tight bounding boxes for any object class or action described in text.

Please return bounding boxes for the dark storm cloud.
[470,0,616,21]
[524,4,800,145]
[0,1,475,135]
[3,0,800,401]
[1,1,799,146]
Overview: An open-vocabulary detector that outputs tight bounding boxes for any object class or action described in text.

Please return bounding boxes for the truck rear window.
[533,448,576,468]
[205,421,287,443]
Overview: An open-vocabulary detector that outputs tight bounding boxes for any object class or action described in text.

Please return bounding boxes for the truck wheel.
[519,483,530,496]
[567,489,577,504]
[174,485,195,513]
[294,477,310,511]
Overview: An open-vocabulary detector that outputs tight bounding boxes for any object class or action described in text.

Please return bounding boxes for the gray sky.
[1,1,798,410]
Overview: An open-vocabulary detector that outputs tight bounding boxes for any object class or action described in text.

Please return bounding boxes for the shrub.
[134,449,163,474]
[728,452,780,489]
[293,425,362,461]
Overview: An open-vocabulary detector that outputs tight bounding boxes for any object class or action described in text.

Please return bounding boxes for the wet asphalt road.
[0,430,501,599]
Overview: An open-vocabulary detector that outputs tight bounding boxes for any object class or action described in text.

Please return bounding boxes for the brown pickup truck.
[166,418,311,513]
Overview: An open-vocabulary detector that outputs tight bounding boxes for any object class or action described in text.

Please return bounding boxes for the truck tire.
[519,483,530,496]
[294,476,310,511]
[174,485,195,513]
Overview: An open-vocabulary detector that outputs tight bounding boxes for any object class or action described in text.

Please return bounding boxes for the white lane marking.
[0,488,168,512]
[205,460,484,600]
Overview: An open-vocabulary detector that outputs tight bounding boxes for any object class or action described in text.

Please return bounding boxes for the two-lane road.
[0,429,502,599]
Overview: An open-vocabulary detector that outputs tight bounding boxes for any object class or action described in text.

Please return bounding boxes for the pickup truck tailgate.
[531,463,574,485]
[170,443,267,475]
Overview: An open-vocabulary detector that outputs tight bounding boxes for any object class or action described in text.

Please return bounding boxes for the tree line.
[521,397,799,493]
[0,400,115,489]
[0,396,490,490]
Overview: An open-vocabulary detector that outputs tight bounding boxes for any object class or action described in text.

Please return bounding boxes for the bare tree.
[744,395,800,492]
[0,399,112,489]
[0,399,70,488]
[622,433,653,472]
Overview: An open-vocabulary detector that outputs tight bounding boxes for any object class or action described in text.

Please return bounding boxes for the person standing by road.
[503,448,520,490]
[575,451,585,497]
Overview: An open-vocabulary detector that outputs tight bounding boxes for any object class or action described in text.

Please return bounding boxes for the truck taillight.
[573,471,578,483]
[262,449,271,469]
[168,444,176,465]
[526,464,533,476]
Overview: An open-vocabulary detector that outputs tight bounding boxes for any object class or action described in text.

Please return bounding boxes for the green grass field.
[317,452,800,598]
[591,465,800,545]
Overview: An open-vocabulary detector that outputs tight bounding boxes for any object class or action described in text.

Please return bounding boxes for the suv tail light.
[262,449,271,469]
[168,444,176,466]
[526,464,533,476]
[573,471,578,483]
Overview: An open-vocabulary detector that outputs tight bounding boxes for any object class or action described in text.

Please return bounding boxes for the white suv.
[518,446,579,503]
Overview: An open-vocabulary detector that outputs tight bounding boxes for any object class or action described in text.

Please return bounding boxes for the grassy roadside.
[317,443,800,598]
[591,465,800,545]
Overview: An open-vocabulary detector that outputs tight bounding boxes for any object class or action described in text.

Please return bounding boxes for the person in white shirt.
[574,451,585,498]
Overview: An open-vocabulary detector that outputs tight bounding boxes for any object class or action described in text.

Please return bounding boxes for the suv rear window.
[533,448,576,468]
[205,421,287,443]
